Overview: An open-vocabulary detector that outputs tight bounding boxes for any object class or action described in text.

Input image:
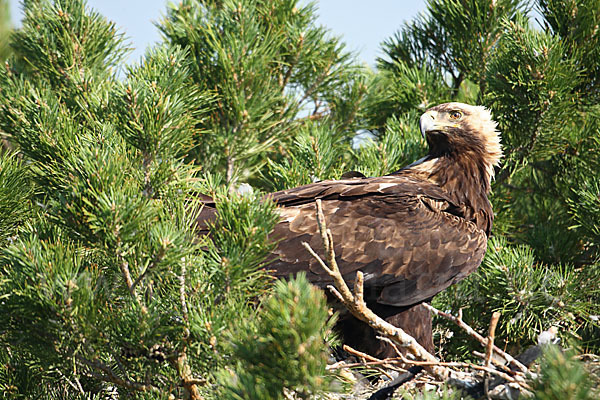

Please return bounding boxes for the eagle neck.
[431,152,491,204]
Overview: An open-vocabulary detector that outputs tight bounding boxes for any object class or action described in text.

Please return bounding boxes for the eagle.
[197,102,502,357]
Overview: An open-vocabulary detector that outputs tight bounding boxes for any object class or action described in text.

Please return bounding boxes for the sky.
[7,0,427,66]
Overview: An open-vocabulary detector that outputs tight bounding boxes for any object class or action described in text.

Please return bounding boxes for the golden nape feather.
[196,102,502,358]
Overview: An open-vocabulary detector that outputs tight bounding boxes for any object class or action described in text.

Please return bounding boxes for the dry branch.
[77,355,160,393]
[330,344,409,373]
[395,354,532,392]
[302,199,450,381]
[485,311,501,369]
[484,312,501,398]
[422,303,528,374]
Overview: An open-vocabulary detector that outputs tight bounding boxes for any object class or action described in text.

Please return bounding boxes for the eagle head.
[419,102,503,178]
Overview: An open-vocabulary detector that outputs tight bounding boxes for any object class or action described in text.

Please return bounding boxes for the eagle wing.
[267,175,489,307]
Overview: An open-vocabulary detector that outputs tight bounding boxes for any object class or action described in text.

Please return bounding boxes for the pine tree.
[0,1,336,398]
[0,0,11,61]
[1,0,600,398]
[158,0,368,185]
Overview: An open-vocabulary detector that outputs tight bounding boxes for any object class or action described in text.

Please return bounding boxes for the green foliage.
[112,46,209,163]
[0,0,11,62]
[0,152,32,243]
[219,274,336,399]
[353,113,426,177]
[487,14,580,150]
[364,66,454,131]
[538,0,600,104]
[531,345,597,400]
[262,112,426,189]
[9,0,128,116]
[262,121,350,191]
[426,0,524,89]
[372,0,524,130]
[202,188,279,297]
[1,0,600,397]
[484,10,600,265]
[568,176,600,259]
[159,0,365,183]
[0,233,99,364]
[0,0,290,397]
[435,236,600,356]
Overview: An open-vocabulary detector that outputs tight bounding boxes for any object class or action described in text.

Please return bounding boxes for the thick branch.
[170,351,202,400]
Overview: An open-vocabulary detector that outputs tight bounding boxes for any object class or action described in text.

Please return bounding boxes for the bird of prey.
[198,102,502,357]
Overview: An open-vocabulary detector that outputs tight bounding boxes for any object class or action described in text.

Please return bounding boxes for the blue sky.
[7,0,427,66]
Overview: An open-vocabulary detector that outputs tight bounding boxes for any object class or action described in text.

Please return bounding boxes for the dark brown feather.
[267,175,489,307]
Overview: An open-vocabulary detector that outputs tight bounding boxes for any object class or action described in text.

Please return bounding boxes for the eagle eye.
[449,110,463,120]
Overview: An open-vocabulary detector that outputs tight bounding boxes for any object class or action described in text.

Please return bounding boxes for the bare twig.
[179,259,190,325]
[485,312,501,369]
[302,200,449,381]
[115,249,146,313]
[77,355,160,393]
[328,359,408,372]
[56,368,84,394]
[119,259,135,296]
[377,336,403,358]
[395,354,532,392]
[484,312,501,398]
[170,352,202,400]
[226,156,235,186]
[335,344,408,373]
[343,344,383,364]
[172,258,201,400]
[131,249,166,293]
[422,303,528,374]
[473,351,513,374]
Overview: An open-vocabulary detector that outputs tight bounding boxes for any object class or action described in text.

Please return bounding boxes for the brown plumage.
[197,102,502,357]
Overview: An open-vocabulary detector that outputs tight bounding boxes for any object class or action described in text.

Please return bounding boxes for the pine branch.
[131,248,166,294]
[115,249,146,313]
[77,355,160,393]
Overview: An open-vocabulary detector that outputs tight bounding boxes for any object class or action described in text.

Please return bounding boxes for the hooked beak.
[419,111,438,139]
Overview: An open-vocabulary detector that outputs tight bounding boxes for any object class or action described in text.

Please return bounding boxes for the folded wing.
[267,175,489,307]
